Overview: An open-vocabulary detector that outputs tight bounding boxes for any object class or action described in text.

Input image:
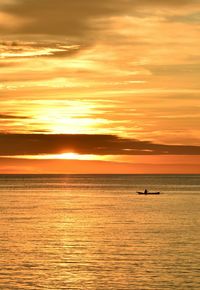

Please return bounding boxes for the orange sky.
[0,0,200,173]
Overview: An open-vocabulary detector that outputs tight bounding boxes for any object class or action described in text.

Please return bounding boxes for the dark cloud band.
[1,0,196,37]
[0,133,200,156]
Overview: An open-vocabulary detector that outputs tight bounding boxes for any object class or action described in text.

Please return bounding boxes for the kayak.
[137,191,160,195]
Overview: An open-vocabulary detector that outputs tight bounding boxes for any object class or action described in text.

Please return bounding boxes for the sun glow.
[24,100,111,135]
[57,152,88,160]
[2,153,109,161]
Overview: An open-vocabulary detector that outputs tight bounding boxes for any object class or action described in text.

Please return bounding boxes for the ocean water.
[0,174,200,290]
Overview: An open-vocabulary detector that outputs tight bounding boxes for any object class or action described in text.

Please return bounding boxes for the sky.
[0,0,200,173]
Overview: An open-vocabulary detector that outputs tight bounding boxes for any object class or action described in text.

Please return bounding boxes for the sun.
[56,152,106,160]
[58,153,81,160]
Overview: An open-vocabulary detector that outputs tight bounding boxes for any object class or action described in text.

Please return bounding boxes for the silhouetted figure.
[144,189,148,194]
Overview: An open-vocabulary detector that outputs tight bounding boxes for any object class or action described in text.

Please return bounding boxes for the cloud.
[1,0,197,38]
[1,0,126,37]
[168,12,200,24]
[0,41,82,59]
[0,133,200,156]
[147,64,200,76]
[0,113,28,119]
[0,61,19,67]
[0,11,27,30]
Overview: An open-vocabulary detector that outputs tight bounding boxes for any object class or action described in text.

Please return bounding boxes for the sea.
[0,174,200,290]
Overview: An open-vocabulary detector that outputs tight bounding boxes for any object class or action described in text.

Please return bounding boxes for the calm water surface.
[0,174,200,289]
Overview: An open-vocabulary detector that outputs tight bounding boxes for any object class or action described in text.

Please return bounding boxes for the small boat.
[137,189,160,195]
